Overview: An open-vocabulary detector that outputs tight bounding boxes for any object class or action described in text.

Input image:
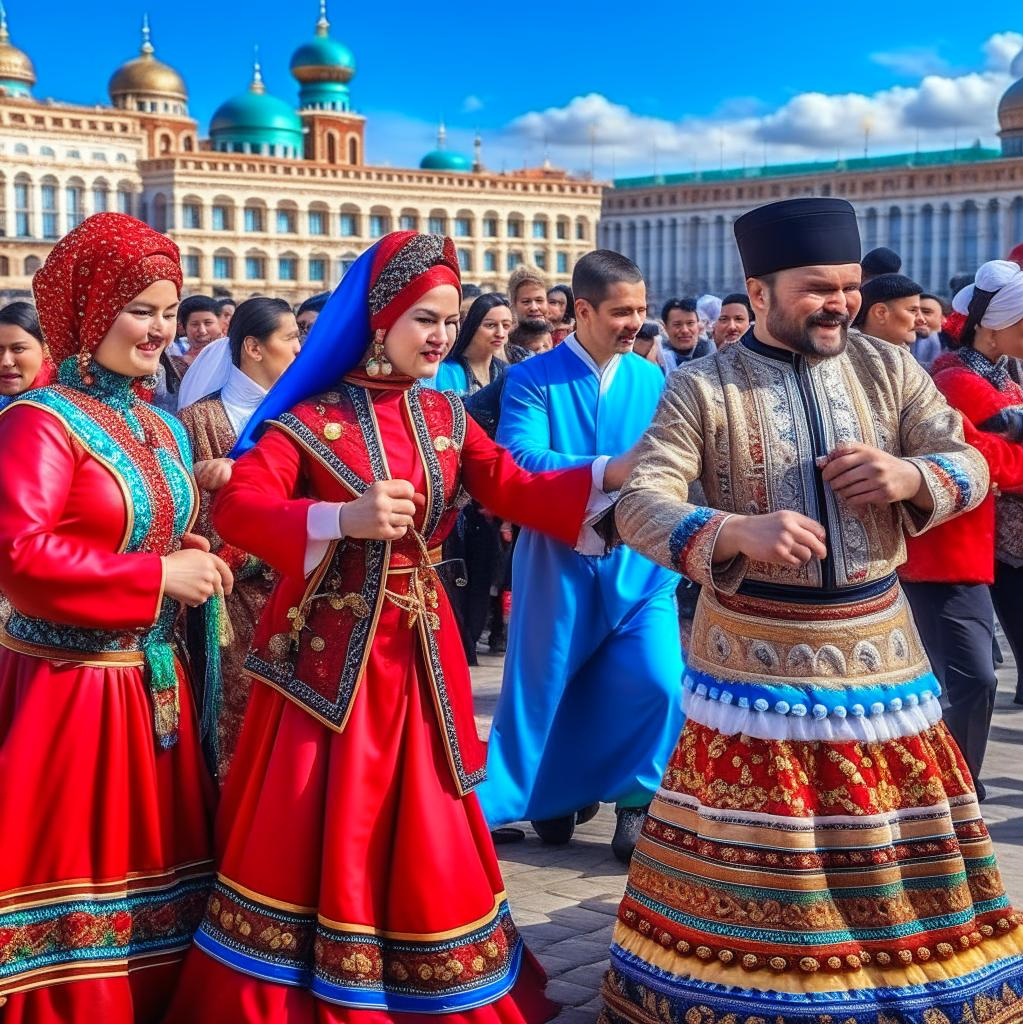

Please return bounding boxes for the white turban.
[696,294,722,324]
[952,260,1023,330]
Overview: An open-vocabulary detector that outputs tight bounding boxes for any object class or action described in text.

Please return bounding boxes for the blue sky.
[11,0,1023,177]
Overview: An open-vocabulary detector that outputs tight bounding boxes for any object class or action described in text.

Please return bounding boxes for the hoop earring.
[77,349,96,386]
[365,334,393,377]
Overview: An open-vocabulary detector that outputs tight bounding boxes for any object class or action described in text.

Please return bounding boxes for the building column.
[668,217,679,294]
[949,202,965,275]
[930,210,944,294]
[652,219,664,302]
[977,196,991,265]
[904,205,918,283]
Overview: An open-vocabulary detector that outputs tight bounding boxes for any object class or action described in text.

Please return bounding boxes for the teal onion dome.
[419,123,473,172]
[210,60,303,159]
[290,1,355,112]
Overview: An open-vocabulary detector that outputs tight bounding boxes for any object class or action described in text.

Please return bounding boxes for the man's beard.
[766,307,850,357]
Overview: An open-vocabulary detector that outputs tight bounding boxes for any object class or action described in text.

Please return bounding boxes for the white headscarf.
[696,294,722,326]
[176,337,267,436]
[177,337,232,409]
[952,260,1023,330]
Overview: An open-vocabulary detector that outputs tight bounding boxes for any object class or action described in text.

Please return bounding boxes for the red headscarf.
[33,212,183,366]
[366,231,461,333]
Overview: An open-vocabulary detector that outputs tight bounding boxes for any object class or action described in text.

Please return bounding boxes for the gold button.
[434,435,451,452]
[310,636,326,652]
[324,423,343,441]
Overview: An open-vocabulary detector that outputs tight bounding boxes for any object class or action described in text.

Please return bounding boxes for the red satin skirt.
[0,650,215,1023]
[164,600,557,1024]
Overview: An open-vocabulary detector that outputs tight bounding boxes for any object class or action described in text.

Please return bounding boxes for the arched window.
[92,178,110,215]
[326,132,338,165]
[368,206,392,238]
[213,249,235,281]
[66,177,86,230]
[24,255,42,275]
[457,248,472,272]
[40,175,59,239]
[14,172,32,237]
[152,193,169,232]
[347,135,359,165]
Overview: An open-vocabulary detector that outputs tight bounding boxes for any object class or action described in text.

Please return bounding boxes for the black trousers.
[991,560,1023,692]
[902,581,998,785]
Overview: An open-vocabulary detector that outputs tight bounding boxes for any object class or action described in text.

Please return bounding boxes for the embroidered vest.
[4,369,197,747]
[244,382,484,790]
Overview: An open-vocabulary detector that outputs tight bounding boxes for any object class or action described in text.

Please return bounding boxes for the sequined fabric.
[367,231,460,332]
[32,212,181,365]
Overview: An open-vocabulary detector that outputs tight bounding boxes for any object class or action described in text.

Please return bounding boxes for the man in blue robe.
[476,250,684,862]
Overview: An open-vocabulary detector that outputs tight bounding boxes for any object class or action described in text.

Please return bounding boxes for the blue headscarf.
[232,242,380,456]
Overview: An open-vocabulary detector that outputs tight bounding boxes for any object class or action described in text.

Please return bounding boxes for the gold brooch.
[434,436,452,452]
[328,593,371,618]
[323,422,343,441]
[309,636,326,652]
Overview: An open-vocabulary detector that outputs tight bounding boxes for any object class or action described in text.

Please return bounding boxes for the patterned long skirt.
[601,578,1023,1024]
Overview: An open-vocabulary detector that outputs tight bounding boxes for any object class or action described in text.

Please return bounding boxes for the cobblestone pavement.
[471,650,1023,1023]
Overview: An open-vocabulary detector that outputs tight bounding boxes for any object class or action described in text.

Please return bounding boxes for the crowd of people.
[0,199,1022,1024]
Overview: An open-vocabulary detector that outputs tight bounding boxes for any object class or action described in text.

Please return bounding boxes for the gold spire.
[250,47,266,94]
[140,12,154,56]
[316,0,329,38]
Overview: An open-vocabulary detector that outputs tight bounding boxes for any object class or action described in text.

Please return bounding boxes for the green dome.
[420,149,472,171]
[290,36,355,79]
[210,66,303,157]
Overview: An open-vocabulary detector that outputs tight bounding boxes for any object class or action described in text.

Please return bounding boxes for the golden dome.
[109,16,187,105]
[0,5,35,88]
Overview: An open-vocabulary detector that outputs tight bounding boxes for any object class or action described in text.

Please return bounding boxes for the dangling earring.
[365,330,393,377]
[77,349,96,386]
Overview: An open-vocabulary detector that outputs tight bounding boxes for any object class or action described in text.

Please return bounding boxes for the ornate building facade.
[0,5,602,302]
[600,61,1023,306]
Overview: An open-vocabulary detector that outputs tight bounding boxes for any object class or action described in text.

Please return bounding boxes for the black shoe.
[576,802,600,825]
[490,827,526,845]
[611,807,648,864]
[530,814,575,845]
[488,634,507,654]
[976,779,988,803]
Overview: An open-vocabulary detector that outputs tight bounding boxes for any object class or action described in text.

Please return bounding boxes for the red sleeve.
[0,405,164,628]
[211,425,316,580]
[458,415,591,547]
[936,369,1023,491]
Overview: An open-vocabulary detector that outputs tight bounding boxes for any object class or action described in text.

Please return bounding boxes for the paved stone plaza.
[471,651,1023,1023]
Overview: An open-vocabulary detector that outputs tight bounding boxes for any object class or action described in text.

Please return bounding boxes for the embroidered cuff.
[902,455,973,536]
[305,502,344,576]
[669,509,746,593]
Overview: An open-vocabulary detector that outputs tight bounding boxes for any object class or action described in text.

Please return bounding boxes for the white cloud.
[462,94,484,114]
[499,30,1023,179]
[870,48,951,78]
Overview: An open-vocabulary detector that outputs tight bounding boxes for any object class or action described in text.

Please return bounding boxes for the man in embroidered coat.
[600,198,1023,1024]
[476,250,684,862]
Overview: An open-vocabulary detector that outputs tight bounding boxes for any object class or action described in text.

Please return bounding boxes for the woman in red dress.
[0,213,230,1022]
[165,232,619,1022]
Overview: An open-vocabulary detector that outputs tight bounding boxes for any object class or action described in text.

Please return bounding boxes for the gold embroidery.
[323,423,343,441]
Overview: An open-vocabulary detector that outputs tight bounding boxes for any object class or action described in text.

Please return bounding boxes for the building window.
[277,209,296,233]
[339,212,357,236]
[117,190,132,216]
[506,251,522,272]
[308,209,326,235]
[278,256,298,281]
[245,255,264,280]
[556,252,568,274]
[556,221,568,240]
[534,251,547,270]
[14,143,28,155]
[369,214,387,238]
[66,185,84,229]
[212,204,228,230]
[182,254,200,277]
[576,221,587,240]
[507,219,523,238]
[41,183,59,239]
[454,217,472,237]
[39,145,55,157]
[309,258,327,282]
[483,251,497,272]
[213,255,233,280]
[532,219,548,239]
[66,149,80,159]
[182,203,201,229]
[483,217,498,237]
[14,179,31,237]
[399,214,417,231]
[428,216,446,234]
[245,207,264,232]
[457,248,472,272]
[92,186,109,213]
